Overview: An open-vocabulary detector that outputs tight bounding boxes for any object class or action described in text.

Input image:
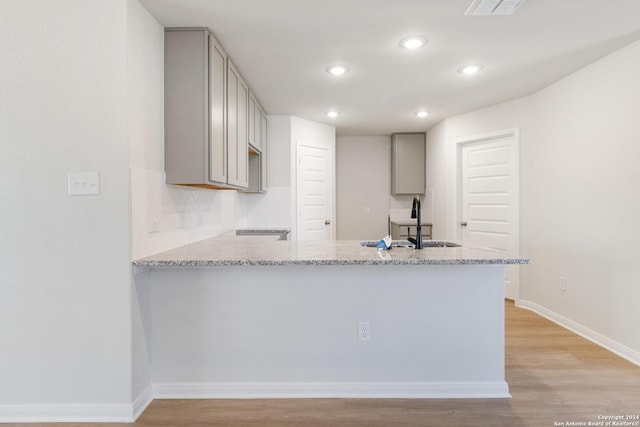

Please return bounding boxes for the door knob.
[460,221,468,227]
[325,220,331,225]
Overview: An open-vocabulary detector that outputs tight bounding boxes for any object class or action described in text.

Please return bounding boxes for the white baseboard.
[0,381,509,422]
[133,385,154,421]
[518,299,640,367]
[0,386,153,423]
[0,403,135,423]
[152,381,511,399]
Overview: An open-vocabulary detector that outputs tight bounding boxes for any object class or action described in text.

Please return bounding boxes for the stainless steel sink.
[360,240,460,248]
[360,240,415,248]
[422,241,461,248]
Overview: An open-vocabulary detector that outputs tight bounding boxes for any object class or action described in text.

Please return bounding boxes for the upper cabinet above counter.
[245,91,268,193]
[164,28,266,192]
[391,132,425,195]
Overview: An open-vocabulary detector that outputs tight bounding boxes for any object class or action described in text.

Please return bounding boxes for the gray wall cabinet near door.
[164,28,248,190]
[226,59,249,188]
[248,91,264,153]
[391,133,426,195]
[242,92,268,193]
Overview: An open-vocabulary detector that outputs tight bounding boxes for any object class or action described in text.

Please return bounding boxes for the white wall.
[237,115,292,228]
[336,136,391,239]
[246,116,336,238]
[336,135,433,240]
[148,264,508,398]
[425,121,450,240]
[126,0,160,406]
[426,40,640,362]
[0,0,133,417]
[426,98,533,239]
[522,40,640,358]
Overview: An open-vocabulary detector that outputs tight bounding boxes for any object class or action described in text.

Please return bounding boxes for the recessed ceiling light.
[400,36,427,49]
[327,111,340,118]
[327,65,349,76]
[459,64,483,75]
[415,111,429,118]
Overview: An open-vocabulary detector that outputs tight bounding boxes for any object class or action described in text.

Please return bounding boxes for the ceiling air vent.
[465,0,525,15]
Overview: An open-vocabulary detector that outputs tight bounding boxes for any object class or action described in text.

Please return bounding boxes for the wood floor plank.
[6,301,640,426]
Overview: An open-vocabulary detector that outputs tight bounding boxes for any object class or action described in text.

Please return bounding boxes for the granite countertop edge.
[133,258,529,267]
[132,235,530,268]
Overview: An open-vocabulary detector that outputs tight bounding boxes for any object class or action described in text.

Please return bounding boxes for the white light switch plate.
[68,173,100,196]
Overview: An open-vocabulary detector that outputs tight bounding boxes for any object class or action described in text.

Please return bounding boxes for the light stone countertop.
[132,233,530,268]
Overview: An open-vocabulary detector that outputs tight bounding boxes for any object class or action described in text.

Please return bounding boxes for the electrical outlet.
[559,276,567,292]
[358,321,371,342]
[147,220,160,233]
[67,172,100,196]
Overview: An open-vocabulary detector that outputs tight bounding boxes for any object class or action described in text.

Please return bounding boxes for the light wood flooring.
[7,301,640,427]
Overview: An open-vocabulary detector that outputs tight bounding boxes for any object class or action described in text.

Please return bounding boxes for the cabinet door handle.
[325,220,331,225]
[460,221,468,227]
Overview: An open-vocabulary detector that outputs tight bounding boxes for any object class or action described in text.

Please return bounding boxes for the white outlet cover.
[147,220,160,234]
[68,172,100,196]
[358,321,372,342]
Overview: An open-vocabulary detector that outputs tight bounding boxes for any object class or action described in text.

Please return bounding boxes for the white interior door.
[297,143,333,241]
[460,131,519,300]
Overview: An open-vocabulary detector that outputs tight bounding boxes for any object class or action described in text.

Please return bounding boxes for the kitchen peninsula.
[133,234,529,399]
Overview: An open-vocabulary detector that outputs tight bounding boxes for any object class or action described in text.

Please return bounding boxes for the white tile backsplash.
[130,167,243,259]
[238,186,292,228]
[389,189,433,223]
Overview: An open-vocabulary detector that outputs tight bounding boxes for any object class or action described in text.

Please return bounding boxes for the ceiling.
[138,0,640,136]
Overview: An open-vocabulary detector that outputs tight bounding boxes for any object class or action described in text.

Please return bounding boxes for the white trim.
[453,127,519,241]
[454,127,520,303]
[0,387,154,423]
[0,380,510,423]
[152,381,510,399]
[132,385,154,421]
[518,300,640,367]
[0,403,136,423]
[295,140,335,241]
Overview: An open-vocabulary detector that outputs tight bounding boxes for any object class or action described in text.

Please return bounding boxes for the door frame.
[454,128,520,301]
[294,140,335,241]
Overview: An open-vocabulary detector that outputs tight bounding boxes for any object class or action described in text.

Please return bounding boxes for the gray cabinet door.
[391,133,426,195]
[248,92,257,149]
[227,60,248,188]
[248,92,263,153]
[242,110,268,194]
[164,29,209,184]
[237,77,249,188]
[209,35,227,184]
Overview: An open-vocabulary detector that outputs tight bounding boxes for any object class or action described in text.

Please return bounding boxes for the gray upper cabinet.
[164,28,248,190]
[209,34,227,184]
[391,133,426,195]
[227,60,249,188]
[242,108,268,194]
[248,92,257,150]
[248,91,263,153]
